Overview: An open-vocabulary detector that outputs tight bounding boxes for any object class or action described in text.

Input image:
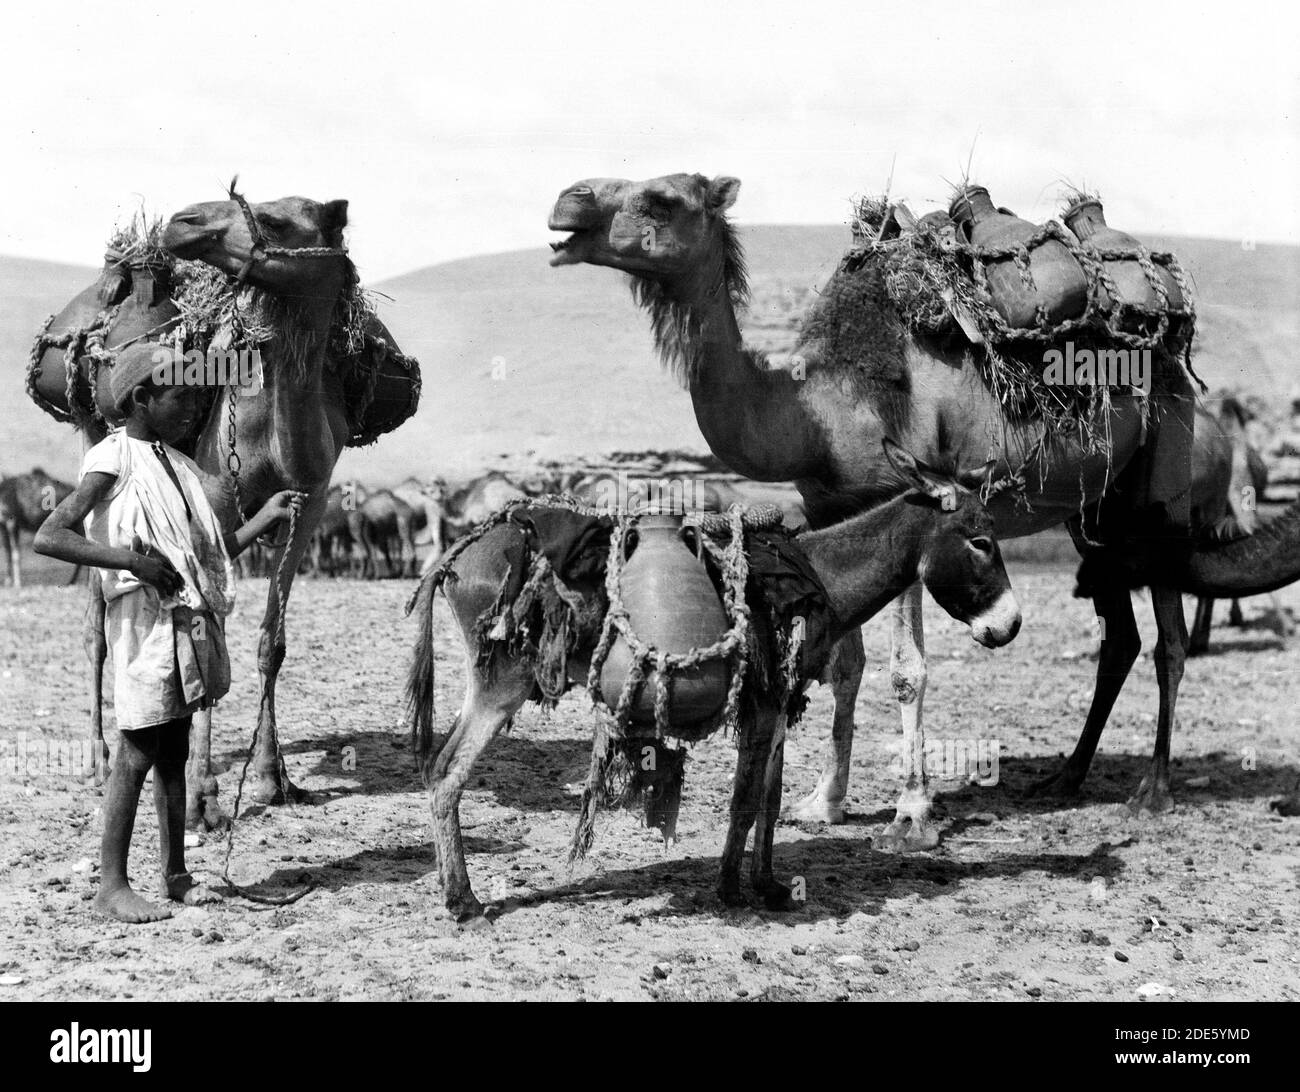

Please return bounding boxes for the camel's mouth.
[162,220,219,259]
[548,229,596,266]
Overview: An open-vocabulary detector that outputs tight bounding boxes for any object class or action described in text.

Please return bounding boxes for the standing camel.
[549,172,1300,836]
[156,190,409,825]
[0,469,74,587]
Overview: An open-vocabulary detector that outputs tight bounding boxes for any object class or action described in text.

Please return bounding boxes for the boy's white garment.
[81,431,236,729]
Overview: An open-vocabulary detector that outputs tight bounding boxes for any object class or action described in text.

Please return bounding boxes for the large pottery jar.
[1062,196,1185,316]
[949,185,1088,329]
[599,511,730,730]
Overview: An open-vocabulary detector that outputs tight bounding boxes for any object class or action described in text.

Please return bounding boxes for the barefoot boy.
[35,343,303,923]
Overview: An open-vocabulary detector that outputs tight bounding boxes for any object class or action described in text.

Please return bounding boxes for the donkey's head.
[882,439,1022,648]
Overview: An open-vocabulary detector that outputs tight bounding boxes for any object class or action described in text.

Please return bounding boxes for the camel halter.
[227,177,348,284]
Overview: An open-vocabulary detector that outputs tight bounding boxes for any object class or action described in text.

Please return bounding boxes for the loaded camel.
[548,172,1300,838]
[406,443,1021,920]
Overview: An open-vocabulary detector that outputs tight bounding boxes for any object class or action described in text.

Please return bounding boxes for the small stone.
[651,963,671,980]
[1252,957,1268,964]
[1172,950,1185,961]
[1079,928,1095,944]
[201,930,224,944]
[71,858,96,874]
[741,948,760,964]
[834,954,865,968]
[900,940,920,952]
[1135,982,1174,998]
[1252,842,1263,851]
[871,964,889,975]
[1184,776,1210,789]
[184,833,202,849]
[1026,986,1043,998]
[1114,951,1129,963]
[791,945,807,956]
[0,974,24,987]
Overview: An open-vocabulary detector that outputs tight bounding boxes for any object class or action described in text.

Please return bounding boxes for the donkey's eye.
[970,536,994,554]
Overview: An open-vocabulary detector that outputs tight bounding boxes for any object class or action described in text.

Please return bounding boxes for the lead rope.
[218,290,313,905]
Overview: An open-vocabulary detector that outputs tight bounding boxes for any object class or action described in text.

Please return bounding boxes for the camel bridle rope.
[227,177,348,284]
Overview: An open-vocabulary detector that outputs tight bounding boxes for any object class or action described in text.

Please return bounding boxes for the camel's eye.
[970,536,994,554]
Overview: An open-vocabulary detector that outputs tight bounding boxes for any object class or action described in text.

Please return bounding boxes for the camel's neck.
[635,259,827,482]
[798,493,927,635]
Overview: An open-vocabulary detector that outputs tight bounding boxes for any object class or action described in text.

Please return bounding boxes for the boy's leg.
[94,725,170,923]
[155,715,218,905]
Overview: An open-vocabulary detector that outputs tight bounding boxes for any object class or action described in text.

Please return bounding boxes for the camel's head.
[883,439,1022,649]
[549,173,741,279]
[163,193,349,293]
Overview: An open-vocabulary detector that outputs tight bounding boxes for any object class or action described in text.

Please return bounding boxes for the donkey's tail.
[405,568,447,784]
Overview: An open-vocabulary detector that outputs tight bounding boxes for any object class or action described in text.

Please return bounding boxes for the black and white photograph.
[1,0,1297,1034]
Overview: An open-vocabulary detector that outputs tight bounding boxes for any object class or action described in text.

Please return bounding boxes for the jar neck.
[949,186,997,227]
[1063,199,1106,240]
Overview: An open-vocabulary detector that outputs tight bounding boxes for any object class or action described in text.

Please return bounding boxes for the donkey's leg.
[782,627,863,824]
[1129,585,1186,814]
[878,584,939,851]
[184,709,224,831]
[1032,583,1140,796]
[429,664,533,922]
[749,709,794,910]
[718,714,774,907]
[1188,596,1213,656]
[83,576,110,785]
[1227,599,1245,627]
[250,498,325,806]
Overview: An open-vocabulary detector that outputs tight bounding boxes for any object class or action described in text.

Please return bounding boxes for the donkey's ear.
[958,459,998,492]
[320,199,349,242]
[706,176,741,212]
[883,438,957,506]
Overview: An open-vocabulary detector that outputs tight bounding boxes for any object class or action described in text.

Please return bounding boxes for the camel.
[406,444,1021,920]
[0,468,74,587]
[549,172,1300,839]
[1189,397,1294,653]
[358,489,418,578]
[392,476,443,556]
[309,482,366,577]
[418,472,526,575]
[154,189,400,825]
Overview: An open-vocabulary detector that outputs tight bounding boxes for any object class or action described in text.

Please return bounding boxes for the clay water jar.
[1062,196,1185,315]
[949,185,1088,329]
[600,511,730,729]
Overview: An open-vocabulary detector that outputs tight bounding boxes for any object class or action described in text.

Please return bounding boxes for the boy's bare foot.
[162,872,220,906]
[94,884,172,923]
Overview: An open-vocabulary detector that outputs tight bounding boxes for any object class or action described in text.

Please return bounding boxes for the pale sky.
[4,0,1297,280]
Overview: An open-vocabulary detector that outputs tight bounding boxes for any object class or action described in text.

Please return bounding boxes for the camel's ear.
[883,438,957,507]
[706,176,741,212]
[320,199,349,243]
[958,459,998,491]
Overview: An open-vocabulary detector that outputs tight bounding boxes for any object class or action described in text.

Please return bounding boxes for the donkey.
[406,440,1021,921]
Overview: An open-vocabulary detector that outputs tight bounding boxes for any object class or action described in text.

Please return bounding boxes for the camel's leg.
[4,521,20,589]
[718,713,773,907]
[1128,585,1186,814]
[1267,593,1294,644]
[749,710,794,910]
[1188,596,1213,656]
[428,663,534,922]
[1030,584,1140,796]
[781,627,864,824]
[83,576,110,785]
[0,522,9,586]
[877,584,939,852]
[249,497,325,806]
[184,708,224,831]
[1228,598,1245,627]
[399,517,417,578]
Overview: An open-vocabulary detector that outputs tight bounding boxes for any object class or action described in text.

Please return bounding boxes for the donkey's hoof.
[185,794,228,833]
[781,791,847,825]
[875,817,940,853]
[1127,779,1174,816]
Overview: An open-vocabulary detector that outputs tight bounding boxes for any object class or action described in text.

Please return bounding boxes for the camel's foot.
[185,778,228,832]
[94,883,171,924]
[248,770,308,807]
[780,788,847,825]
[161,872,221,906]
[447,891,486,924]
[1025,764,1086,799]
[755,879,795,912]
[1270,793,1300,818]
[875,814,941,853]
[1127,777,1174,816]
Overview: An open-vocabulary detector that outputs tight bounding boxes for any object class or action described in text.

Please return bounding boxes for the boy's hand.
[127,535,183,597]
[260,490,306,526]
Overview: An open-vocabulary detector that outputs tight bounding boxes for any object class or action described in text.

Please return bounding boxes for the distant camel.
[0,469,74,587]
[549,172,1300,834]
[358,489,418,578]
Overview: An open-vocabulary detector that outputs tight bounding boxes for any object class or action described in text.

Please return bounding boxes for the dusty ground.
[2,561,1298,1001]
